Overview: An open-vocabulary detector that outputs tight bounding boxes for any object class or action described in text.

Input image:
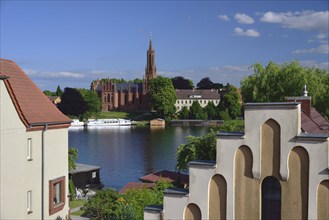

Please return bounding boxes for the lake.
[69,126,209,190]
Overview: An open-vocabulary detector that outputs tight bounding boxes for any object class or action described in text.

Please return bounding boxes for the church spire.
[145,33,157,81]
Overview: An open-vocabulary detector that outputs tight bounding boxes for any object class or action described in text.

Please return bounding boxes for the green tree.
[197,77,214,89]
[82,181,172,220]
[178,106,189,119]
[68,147,78,172]
[58,88,88,118]
[189,101,207,120]
[176,120,244,171]
[77,88,102,117]
[171,76,193,89]
[68,147,78,201]
[55,85,63,96]
[204,101,218,119]
[240,61,329,118]
[176,130,217,171]
[218,84,241,119]
[43,90,55,96]
[148,76,177,119]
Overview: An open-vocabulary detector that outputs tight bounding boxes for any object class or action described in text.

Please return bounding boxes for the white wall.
[0,80,69,219]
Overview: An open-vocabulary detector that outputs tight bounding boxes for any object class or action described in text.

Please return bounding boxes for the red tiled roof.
[139,170,189,185]
[0,59,71,130]
[119,182,155,194]
[301,108,329,134]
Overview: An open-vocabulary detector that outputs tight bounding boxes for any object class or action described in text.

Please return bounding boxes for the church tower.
[145,34,157,81]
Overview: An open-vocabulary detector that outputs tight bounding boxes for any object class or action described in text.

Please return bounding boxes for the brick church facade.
[91,37,157,112]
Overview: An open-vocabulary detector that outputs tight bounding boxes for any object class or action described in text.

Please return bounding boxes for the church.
[91,37,157,112]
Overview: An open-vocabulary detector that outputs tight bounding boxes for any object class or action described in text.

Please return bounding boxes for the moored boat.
[87,118,131,127]
[70,119,84,127]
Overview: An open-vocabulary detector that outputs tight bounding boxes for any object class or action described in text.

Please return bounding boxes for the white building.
[175,89,220,112]
[145,94,329,219]
[0,59,71,219]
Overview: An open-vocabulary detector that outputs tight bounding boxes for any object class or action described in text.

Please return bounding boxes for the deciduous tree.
[240,61,329,118]
[58,88,88,118]
[148,76,177,119]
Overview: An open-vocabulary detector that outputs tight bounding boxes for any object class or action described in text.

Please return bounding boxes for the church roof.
[0,59,71,131]
[176,89,220,100]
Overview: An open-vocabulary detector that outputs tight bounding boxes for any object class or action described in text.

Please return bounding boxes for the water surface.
[69,126,208,189]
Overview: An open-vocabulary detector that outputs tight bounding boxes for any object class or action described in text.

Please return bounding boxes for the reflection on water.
[69,126,208,189]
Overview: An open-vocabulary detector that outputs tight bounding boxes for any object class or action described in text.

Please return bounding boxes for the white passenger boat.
[70,119,85,127]
[87,118,131,127]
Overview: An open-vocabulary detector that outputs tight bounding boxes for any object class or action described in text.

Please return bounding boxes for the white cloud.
[293,44,329,54]
[300,60,329,70]
[234,27,260,37]
[218,14,230,21]
[24,69,85,78]
[235,13,255,24]
[260,10,329,33]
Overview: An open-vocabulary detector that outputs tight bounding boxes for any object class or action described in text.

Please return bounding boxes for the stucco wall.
[0,81,69,219]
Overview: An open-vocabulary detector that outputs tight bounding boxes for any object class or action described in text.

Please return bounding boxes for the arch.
[234,146,259,219]
[317,180,329,219]
[184,203,201,220]
[209,174,226,219]
[261,119,281,179]
[281,146,309,219]
[261,176,281,220]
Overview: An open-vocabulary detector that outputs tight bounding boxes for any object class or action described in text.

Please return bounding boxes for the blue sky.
[1,0,328,91]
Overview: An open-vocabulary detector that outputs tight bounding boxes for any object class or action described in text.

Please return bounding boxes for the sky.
[1,0,328,91]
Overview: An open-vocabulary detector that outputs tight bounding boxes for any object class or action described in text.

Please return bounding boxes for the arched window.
[262,176,281,219]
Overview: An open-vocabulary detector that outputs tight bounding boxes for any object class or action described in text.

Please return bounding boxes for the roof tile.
[0,59,71,129]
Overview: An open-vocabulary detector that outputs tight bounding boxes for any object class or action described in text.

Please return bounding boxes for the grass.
[70,199,86,209]
[96,111,130,119]
[71,209,85,216]
[70,199,87,216]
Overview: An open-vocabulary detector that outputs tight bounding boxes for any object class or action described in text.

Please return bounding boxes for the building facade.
[0,59,71,220]
[145,94,329,219]
[175,89,220,112]
[91,37,157,112]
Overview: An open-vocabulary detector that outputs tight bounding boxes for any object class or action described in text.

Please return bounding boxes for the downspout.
[41,124,48,220]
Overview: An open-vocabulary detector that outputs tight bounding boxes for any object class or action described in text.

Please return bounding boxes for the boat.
[70,119,85,127]
[87,118,131,127]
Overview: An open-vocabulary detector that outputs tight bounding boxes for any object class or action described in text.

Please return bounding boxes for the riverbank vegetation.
[81,181,172,220]
[176,120,244,171]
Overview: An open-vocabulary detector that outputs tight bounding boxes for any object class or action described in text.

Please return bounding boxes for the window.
[27,138,32,161]
[92,171,96,179]
[49,176,65,215]
[27,190,32,214]
[262,176,281,220]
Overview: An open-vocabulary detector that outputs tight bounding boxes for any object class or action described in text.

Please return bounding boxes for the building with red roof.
[0,59,71,219]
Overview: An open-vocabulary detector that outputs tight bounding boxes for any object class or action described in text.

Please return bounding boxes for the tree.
[240,61,329,118]
[218,84,241,119]
[148,76,177,119]
[68,147,78,172]
[77,88,102,116]
[197,77,214,89]
[82,181,172,219]
[178,106,189,119]
[55,85,63,96]
[43,90,55,96]
[176,120,244,171]
[189,101,207,120]
[171,76,193,89]
[204,101,218,119]
[68,147,78,201]
[58,88,88,118]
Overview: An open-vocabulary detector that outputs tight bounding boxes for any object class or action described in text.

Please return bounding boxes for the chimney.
[286,85,312,117]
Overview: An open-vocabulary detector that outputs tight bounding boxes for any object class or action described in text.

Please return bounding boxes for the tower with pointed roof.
[145,33,157,81]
